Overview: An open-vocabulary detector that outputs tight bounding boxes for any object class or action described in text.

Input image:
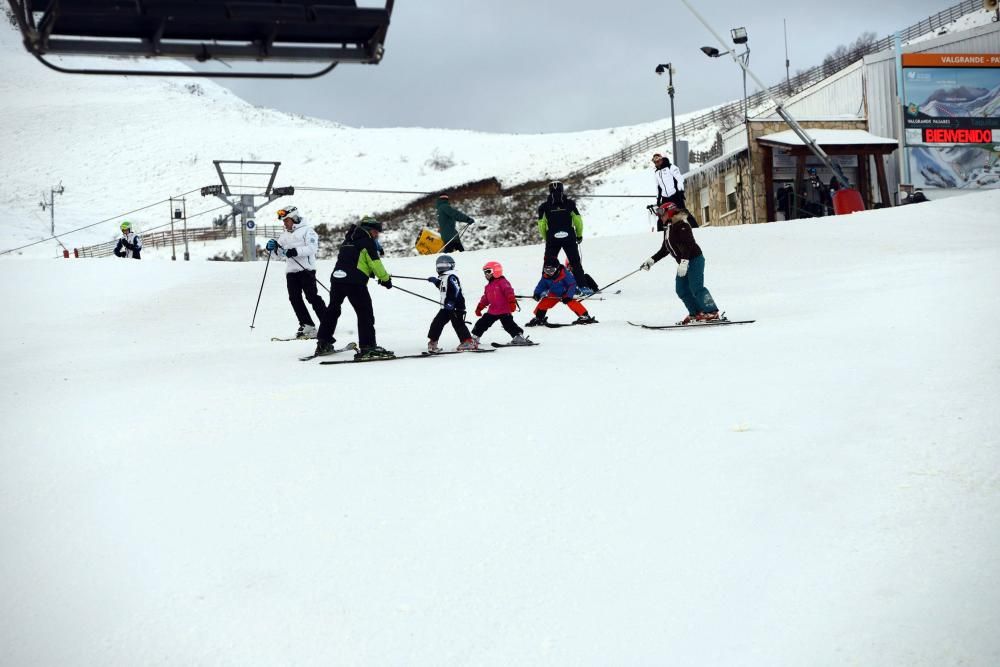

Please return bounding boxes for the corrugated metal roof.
[758,129,897,147]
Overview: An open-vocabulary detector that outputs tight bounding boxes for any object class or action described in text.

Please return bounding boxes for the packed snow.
[1,190,999,666]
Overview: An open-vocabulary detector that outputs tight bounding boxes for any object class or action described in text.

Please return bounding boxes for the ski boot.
[509,334,532,346]
[578,287,594,297]
[314,340,337,357]
[427,340,442,354]
[695,311,721,323]
[525,314,548,327]
[297,324,318,339]
[355,345,395,361]
[456,338,479,351]
[678,313,698,325]
[574,314,598,325]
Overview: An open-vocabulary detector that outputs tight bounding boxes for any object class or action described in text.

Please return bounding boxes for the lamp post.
[700,29,758,224]
[655,63,677,163]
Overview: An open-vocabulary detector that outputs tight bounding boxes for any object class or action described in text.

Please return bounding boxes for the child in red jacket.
[471,261,531,345]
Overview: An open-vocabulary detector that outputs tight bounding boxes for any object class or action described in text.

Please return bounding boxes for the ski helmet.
[360,215,382,232]
[436,254,455,275]
[277,206,300,223]
[657,202,680,219]
[548,181,564,201]
[120,220,132,232]
[482,261,503,279]
[542,257,560,278]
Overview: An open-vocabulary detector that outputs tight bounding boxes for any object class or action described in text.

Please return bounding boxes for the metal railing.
[572,0,981,175]
[75,224,286,258]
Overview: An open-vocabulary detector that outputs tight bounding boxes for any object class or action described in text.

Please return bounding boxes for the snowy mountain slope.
[0,26,712,257]
[1,191,998,666]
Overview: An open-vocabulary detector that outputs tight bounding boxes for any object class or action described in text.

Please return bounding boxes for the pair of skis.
[300,340,539,365]
[627,315,755,330]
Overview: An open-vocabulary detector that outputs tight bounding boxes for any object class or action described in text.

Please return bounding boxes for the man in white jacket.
[653,153,699,229]
[265,206,327,339]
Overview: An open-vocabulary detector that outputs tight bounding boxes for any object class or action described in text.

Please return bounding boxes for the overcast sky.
[216,0,966,134]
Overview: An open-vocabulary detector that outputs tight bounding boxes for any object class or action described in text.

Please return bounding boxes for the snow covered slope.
[1,191,998,666]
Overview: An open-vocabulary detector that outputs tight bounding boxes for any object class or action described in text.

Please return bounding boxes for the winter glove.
[677,259,689,278]
[640,257,655,271]
[561,295,574,304]
[533,293,542,302]
[265,239,278,252]
[508,298,518,312]
[114,249,124,257]
[380,278,393,289]
[444,301,455,311]
[285,247,298,258]
[576,237,583,245]
[475,305,484,317]
[427,277,437,283]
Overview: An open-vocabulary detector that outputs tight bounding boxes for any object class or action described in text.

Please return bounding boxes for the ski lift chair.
[5,0,395,78]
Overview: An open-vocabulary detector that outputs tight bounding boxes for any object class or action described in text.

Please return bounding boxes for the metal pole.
[680,0,851,188]
[169,198,176,261]
[240,194,256,261]
[49,189,55,235]
[784,19,791,92]
[743,50,758,224]
[183,198,189,261]
[668,65,678,161]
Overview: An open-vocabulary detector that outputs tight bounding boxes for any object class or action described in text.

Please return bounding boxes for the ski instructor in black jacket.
[314,216,395,360]
[536,181,587,289]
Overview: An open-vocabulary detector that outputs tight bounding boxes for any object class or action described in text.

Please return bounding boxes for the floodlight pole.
[681,0,850,188]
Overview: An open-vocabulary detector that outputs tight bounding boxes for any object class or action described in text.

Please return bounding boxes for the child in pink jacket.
[471,261,531,345]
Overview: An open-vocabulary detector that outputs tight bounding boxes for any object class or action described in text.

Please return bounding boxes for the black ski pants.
[286,270,327,327]
[472,313,523,339]
[544,236,585,287]
[318,282,377,348]
[441,236,465,253]
[428,309,471,342]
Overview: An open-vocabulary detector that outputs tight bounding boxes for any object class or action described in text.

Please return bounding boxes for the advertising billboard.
[902,54,999,190]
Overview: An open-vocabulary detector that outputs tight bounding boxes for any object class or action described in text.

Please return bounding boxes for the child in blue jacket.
[525,257,597,327]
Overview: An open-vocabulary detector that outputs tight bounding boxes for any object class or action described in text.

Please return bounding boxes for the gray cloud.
[217,0,966,133]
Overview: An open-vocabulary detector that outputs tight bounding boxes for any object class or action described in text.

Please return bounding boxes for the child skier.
[426,254,477,352]
[471,261,531,345]
[640,201,721,324]
[526,257,597,327]
[113,221,142,259]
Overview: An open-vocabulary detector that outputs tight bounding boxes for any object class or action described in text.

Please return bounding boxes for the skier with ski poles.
[436,194,474,253]
[314,216,395,360]
[536,181,590,294]
[640,201,720,324]
[425,254,478,352]
[264,205,326,340]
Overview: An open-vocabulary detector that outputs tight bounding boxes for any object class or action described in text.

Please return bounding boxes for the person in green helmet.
[113,221,142,259]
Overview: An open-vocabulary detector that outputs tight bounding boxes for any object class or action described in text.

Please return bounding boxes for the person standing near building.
[640,202,721,325]
[652,153,699,228]
[113,221,142,259]
[536,181,587,288]
[314,216,394,360]
[436,194,474,253]
[265,205,326,339]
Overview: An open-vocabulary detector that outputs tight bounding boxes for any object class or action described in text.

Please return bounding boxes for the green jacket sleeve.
[571,211,583,238]
[537,214,548,239]
[360,248,391,282]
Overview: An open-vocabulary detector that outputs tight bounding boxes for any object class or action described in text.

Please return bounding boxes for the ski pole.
[250,249,273,330]
[441,221,479,251]
[577,268,642,303]
[390,283,474,324]
[390,283,442,306]
[391,274,432,281]
[271,240,331,293]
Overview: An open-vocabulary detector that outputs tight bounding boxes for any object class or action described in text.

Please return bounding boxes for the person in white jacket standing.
[265,206,327,339]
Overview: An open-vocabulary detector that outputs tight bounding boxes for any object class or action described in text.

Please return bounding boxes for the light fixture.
[272,186,295,196]
[700,46,722,58]
[201,185,223,196]
[731,27,748,44]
